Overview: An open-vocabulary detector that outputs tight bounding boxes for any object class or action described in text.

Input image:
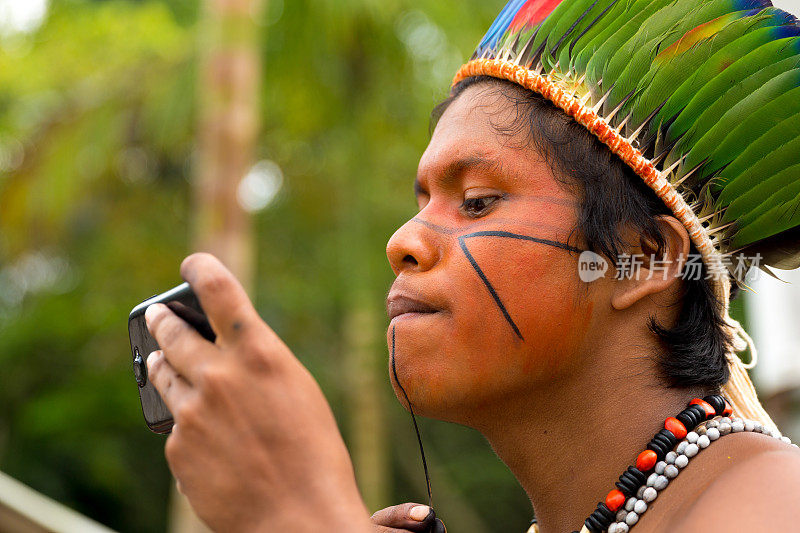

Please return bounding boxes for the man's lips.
[386,294,442,320]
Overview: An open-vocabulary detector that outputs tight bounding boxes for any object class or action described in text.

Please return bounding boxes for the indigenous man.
[144,0,800,531]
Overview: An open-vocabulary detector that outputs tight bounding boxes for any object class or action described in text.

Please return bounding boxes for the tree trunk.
[170,0,263,530]
[343,291,389,511]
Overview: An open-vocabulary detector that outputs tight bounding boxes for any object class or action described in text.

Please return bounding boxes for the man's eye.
[461,196,500,217]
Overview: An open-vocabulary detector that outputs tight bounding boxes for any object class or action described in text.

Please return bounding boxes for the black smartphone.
[128,283,216,434]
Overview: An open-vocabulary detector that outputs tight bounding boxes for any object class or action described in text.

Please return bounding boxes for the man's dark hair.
[433,76,735,389]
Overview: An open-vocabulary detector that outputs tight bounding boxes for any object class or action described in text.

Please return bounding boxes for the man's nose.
[386,217,442,276]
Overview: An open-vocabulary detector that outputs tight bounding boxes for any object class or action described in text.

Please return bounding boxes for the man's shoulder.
[670,433,800,530]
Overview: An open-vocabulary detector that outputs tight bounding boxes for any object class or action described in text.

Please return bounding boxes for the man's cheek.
[461,242,588,377]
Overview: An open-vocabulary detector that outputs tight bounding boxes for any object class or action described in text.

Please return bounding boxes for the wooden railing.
[0,471,115,533]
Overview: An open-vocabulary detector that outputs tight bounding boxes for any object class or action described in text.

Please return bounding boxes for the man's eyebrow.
[414,155,502,196]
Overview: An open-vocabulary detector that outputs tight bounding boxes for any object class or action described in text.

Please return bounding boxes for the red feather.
[510,0,563,31]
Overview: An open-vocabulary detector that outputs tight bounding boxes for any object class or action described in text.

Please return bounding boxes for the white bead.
[634,500,647,514]
[617,509,628,522]
[647,472,658,487]
[676,441,688,454]
[744,419,755,432]
[625,497,636,512]
[636,485,646,499]
[707,427,720,441]
[643,487,657,503]
[719,422,731,435]
[609,523,619,533]
[685,443,699,458]
[675,454,689,468]
[781,436,792,445]
[654,475,669,490]
[665,451,677,464]
[720,417,731,425]
[706,419,719,429]
[626,512,639,526]
[617,523,629,533]
[687,431,699,444]
[665,464,679,479]
[655,461,667,474]
[753,422,763,433]
[770,428,781,439]
[731,420,745,433]
[697,435,711,448]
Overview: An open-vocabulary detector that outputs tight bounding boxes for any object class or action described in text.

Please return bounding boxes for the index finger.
[180,253,264,343]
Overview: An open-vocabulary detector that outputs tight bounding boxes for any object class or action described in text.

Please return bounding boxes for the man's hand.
[371,504,446,532]
[145,253,371,532]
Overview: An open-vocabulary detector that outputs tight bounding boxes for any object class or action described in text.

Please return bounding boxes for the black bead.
[676,411,695,430]
[615,478,638,496]
[627,467,647,485]
[653,433,674,451]
[590,513,612,530]
[616,468,646,495]
[647,440,668,460]
[658,429,678,447]
[595,503,615,523]
[703,394,726,415]
[692,405,706,423]
[584,514,604,532]
[688,404,708,422]
[679,407,700,427]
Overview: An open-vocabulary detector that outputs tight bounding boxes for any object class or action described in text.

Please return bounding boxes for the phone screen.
[128,283,215,433]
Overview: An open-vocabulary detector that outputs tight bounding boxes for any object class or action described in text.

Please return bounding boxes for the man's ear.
[611,216,690,311]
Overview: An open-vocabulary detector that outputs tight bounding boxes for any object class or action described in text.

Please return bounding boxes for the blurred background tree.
[0,0,533,531]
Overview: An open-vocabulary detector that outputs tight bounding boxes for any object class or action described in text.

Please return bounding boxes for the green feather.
[729,165,800,248]
[655,26,798,131]
[665,37,800,147]
[705,88,800,184]
[630,11,784,132]
[553,0,621,73]
[583,0,673,91]
[724,158,800,229]
[569,0,647,75]
[527,0,597,65]
[668,62,800,172]
[603,1,749,117]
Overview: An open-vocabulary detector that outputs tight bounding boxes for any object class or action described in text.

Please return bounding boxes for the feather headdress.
[453,0,800,430]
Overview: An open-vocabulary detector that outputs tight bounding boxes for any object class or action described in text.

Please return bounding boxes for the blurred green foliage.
[0,0,533,531]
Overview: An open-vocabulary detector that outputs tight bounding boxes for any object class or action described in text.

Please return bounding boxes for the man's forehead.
[417,84,548,185]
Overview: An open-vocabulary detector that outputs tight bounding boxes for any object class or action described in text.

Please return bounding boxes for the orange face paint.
[385,83,603,425]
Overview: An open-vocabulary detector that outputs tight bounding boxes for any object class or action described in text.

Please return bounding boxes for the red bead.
[636,449,658,472]
[605,489,626,512]
[665,417,688,439]
[723,400,733,417]
[690,398,716,419]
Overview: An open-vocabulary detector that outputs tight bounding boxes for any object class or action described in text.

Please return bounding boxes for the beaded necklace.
[525,395,797,533]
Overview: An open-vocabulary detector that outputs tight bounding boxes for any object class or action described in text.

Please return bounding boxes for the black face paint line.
[458,230,583,340]
[391,325,434,508]
[410,216,585,342]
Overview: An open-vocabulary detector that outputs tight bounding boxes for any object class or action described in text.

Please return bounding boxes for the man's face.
[385,84,602,426]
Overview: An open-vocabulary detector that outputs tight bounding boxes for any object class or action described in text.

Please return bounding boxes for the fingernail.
[409,505,430,522]
[147,350,162,371]
[145,304,164,324]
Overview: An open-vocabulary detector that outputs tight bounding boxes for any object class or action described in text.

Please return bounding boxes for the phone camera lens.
[133,347,147,388]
